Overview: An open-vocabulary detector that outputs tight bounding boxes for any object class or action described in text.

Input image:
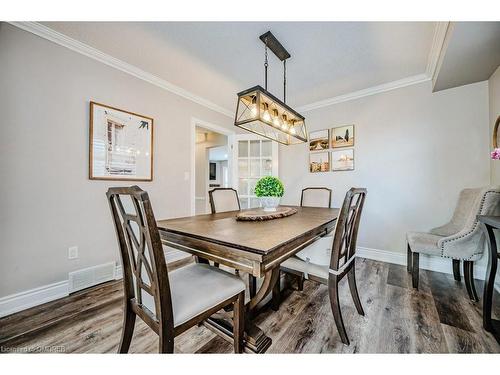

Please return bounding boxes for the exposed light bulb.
[281,114,288,131]
[249,95,258,117]
[272,109,280,127]
[262,102,271,122]
[289,119,296,135]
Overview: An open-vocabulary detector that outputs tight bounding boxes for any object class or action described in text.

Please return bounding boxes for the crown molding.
[296,73,430,113]
[425,22,453,88]
[8,21,234,118]
[9,21,450,117]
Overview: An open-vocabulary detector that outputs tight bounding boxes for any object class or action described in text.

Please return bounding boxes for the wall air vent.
[68,262,116,293]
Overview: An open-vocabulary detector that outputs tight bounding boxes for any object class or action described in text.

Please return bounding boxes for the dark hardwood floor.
[1,258,499,353]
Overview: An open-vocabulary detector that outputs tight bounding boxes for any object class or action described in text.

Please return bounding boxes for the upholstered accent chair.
[208,188,241,213]
[407,187,500,301]
[107,186,246,353]
[273,188,367,345]
[300,187,332,208]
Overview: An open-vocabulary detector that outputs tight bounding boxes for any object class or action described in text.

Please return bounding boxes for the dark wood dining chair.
[272,188,367,345]
[208,187,257,292]
[107,186,245,353]
[291,187,333,291]
[300,187,332,208]
[208,188,241,213]
[207,187,241,269]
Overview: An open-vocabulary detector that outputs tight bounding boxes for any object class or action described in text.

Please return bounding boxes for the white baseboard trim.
[0,280,69,318]
[357,246,500,293]
[1,247,497,318]
[0,250,193,318]
[0,263,124,318]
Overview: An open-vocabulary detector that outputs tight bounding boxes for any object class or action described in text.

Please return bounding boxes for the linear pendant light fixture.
[234,31,307,145]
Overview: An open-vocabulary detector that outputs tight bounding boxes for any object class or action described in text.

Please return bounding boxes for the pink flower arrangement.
[491,148,500,160]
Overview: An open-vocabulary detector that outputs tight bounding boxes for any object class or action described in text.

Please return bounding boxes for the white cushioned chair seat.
[169,264,245,327]
[281,256,329,280]
[142,263,245,327]
[295,236,332,266]
[406,231,443,256]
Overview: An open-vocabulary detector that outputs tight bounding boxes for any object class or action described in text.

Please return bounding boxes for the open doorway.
[194,124,232,215]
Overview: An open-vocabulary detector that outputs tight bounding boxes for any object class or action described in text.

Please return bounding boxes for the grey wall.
[279,80,490,254]
[490,66,500,184]
[0,23,233,297]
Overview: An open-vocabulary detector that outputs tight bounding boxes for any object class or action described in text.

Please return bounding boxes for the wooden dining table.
[157,205,339,353]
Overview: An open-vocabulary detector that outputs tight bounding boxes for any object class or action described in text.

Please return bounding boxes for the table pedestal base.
[203,318,272,353]
[201,268,279,353]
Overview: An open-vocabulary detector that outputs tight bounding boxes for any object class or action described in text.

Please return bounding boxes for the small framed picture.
[309,151,330,173]
[331,125,354,148]
[89,102,153,181]
[332,149,354,171]
[309,129,330,151]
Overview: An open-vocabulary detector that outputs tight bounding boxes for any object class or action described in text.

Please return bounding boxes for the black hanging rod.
[259,31,291,61]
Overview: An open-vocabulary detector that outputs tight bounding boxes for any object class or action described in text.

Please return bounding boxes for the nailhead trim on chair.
[439,190,500,261]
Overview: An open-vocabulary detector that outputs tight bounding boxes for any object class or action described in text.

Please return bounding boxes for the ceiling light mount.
[234,31,307,145]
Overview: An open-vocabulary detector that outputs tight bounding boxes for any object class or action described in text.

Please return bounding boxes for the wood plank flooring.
[1,258,499,353]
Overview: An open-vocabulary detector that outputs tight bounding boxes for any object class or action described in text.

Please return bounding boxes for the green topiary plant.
[254,176,284,197]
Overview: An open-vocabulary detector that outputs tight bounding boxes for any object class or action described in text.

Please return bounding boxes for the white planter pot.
[260,196,281,212]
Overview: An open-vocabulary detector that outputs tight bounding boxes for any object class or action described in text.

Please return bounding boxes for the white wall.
[0,23,233,297]
[490,66,500,185]
[279,81,490,255]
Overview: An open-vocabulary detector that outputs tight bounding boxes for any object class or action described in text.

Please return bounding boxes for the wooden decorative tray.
[236,206,298,221]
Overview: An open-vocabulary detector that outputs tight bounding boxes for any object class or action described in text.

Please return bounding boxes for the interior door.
[232,134,279,209]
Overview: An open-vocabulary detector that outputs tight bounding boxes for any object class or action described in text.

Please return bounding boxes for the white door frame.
[190,117,235,215]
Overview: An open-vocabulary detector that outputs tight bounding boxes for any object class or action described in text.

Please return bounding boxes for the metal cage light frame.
[234,31,307,145]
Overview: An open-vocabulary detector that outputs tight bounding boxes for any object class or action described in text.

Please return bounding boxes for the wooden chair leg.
[118,301,136,353]
[407,244,412,273]
[233,291,245,353]
[249,275,257,298]
[464,261,479,302]
[452,259,461,282]
[412,252,419,289]
[271,270,281,311]
[158,325,174,353]
[328,276,350,345]
[347,266,364,316]
[297,274,304,291]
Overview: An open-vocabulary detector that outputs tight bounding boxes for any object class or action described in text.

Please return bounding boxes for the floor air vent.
[68,262,116,293]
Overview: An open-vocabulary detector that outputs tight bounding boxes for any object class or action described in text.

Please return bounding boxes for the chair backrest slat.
[209,188,241,213]
[330,188,367,272]
[300,187,332,208]
[107,186,174,336]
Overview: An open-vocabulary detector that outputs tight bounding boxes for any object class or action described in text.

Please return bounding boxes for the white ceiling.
[41,22,436,111]
[433,22,500,92]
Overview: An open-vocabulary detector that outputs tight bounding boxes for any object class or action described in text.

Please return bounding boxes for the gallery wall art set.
[309,125,355,173]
